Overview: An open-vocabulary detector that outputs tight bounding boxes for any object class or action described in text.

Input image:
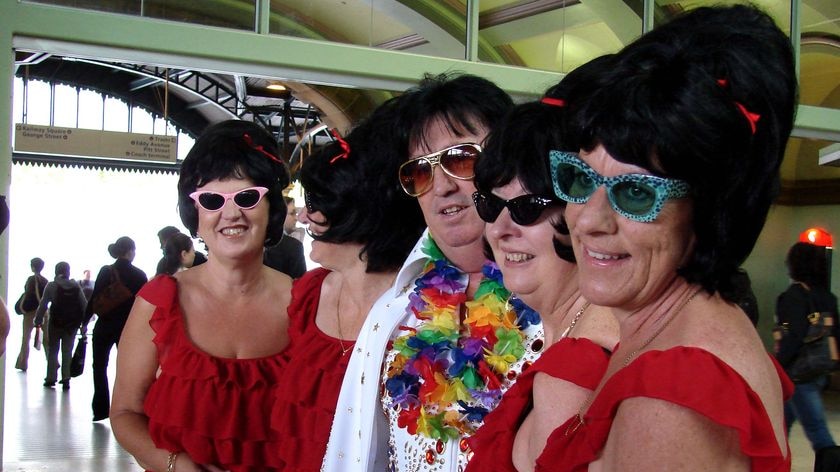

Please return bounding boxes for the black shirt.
[775,282,839,367]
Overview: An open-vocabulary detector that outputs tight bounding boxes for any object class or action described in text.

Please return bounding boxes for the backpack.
[50,284,84,330]
[20,276,46,312]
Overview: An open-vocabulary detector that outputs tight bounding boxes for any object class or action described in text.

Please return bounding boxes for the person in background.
[84,236,148,421]
[466,59,620,471]
[540,5,796,470]
[322,73,520,472]
[283,196,305,243]
[80,269,94,302]
[776,242,838,453]
[111,120,293,472]
[15,256,48,371]
[159,225,207,267]
[155,232,196,276]
[157,226,179,248]
[271,99,425,469]
[262,196,307,278]
[34,261,87,390]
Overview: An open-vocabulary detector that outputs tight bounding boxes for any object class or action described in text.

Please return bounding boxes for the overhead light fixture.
[799,227,833,248]
[266,82,287,91]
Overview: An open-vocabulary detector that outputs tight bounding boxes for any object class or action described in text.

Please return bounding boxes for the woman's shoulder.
[603,346,787,465]
[778,282,809,301]
[606,346,782,423]
[264,264,295,290]
[678,297,779,389]
[811,286,839,307]
[296,267,330,284]
[138,274,177,302]
[291,268,329,296]
[127,263,148,280]
[287,268,329,309]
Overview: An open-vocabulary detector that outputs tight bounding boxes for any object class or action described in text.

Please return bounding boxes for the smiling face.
[485,178,572,307]
[413,118,488,259]
[564,145,696,312]
[194,177,269,262]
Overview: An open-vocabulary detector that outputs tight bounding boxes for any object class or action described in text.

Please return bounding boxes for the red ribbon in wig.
[242,133,283,164]
[329,129,350,164]
[541,97,566,107]
[716,79,760,135]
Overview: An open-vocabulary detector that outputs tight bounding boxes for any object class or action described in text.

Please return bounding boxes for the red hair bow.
[541,97,566,107]
[242,133,283,164]
[716,79,760,135]
[329,129,350,164]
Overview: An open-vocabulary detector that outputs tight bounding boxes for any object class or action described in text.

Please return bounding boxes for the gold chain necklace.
[335,291,351,356]
[621,290,701,367]
[560,301,591,339]
[564,290,701,436]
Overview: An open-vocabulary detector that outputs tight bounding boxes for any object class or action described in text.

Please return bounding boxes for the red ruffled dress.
[270,268,355,471]
[466,338,610,472]
[140,275,288,472]
[535,347,795,472]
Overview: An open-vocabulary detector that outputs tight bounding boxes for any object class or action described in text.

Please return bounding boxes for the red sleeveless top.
[466,337,610,472]
[140,275,288,472]
[270,268,355,471]
[536,347,793,472]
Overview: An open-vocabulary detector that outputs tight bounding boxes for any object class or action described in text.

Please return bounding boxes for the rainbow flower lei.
[384,238,539,441]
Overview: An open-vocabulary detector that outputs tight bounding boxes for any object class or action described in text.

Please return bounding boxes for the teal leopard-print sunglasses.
[549,150,690,223]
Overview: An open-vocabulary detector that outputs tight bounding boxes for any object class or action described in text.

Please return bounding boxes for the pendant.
[565,413,585,437]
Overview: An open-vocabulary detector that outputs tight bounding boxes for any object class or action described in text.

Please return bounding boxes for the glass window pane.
[153,116,168,135]
[24,0,141,15]
[24,0,255,30]
[26,80,51,126]
[77,89,103,130]
[142,0,256,30]
[479,0,639,73]
[132,107,155,134]
[269,1,467,60]
[177,132,194,161]
[801,0,840,111]
[13,77,23,124]
[104,96,129,132]
[53,83,78,128]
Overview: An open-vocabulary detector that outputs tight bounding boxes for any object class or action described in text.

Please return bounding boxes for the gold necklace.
[335,291,351,356]
[564,290,701,436]
[559,301,591,339]
[621,290,701,367]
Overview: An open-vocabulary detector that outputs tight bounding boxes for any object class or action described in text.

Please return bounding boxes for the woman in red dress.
[466,59,619,472]
[270,99,425,470]
[540,5,796,471]
[111,120,294,472]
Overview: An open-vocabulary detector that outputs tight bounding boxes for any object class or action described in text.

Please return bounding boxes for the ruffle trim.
[140,275,287,390]
[138,275,289,469]
[147,419,283,471]
[537,347,791,472]
[270,267,354,470]
[467,338,610,472]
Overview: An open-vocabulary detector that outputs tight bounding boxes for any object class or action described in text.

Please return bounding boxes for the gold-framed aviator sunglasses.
[398,143,483,197]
